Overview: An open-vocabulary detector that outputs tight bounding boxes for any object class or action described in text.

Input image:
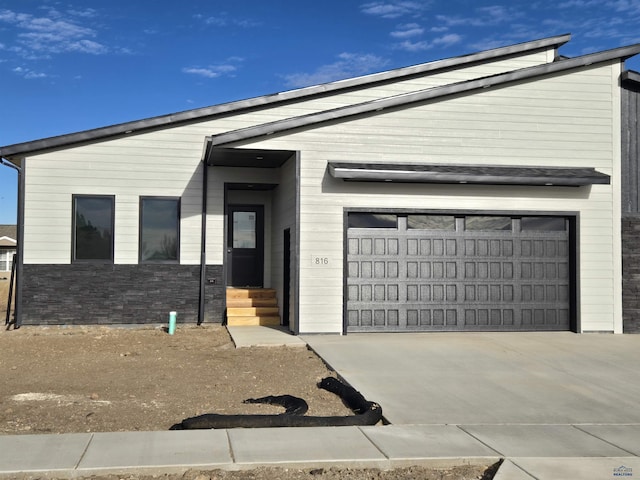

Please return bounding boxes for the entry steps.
[226,288,280,326]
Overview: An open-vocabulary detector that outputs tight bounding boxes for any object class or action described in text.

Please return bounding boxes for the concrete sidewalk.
[1,422,638,479]
[302,331,640,479]
[2,329,640,479]
[0,425,502,478]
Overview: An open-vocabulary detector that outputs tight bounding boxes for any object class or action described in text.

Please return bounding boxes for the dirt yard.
[0,278,15,325]
[0,325,355,434]
[0,325,497,480]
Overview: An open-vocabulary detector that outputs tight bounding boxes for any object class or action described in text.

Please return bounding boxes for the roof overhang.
[204,147,295,168]
[622,70,640,91]
[327,162,611,187]
[208,43,640,148]
[0,236,17,247]
[0,34,572,160]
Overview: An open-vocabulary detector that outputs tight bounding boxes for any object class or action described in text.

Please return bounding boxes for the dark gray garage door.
[346,213,572,332]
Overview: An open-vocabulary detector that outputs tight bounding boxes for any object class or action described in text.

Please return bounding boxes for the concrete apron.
[302,332,640,480]
[303,332,640,425]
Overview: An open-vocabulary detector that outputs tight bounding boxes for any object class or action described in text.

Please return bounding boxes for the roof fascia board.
[208,43,640,148]
[0,236,17,243]
[0,34,571,159]
[622,70,640,84]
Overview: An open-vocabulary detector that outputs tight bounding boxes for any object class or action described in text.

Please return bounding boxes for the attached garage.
[345,212,576,332]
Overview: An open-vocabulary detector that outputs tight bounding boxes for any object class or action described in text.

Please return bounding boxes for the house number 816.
[312,256,329,266]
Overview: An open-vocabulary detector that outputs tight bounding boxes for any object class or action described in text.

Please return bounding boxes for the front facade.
[2,34,640,333]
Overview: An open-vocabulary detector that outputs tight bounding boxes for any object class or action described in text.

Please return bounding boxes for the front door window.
[233,212,257,249]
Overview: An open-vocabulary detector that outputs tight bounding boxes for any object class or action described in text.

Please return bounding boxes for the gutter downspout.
[197,159,208,325]
[0,157,23,328]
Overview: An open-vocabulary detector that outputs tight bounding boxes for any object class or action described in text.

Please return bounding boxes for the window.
[139,197,180,263]
[408,215,455,230]
[232,211,257,248]
[521,217,566,231]
[73,195,114,262]
[0,250,14,272]
[465,216,512,231]
[348,213,397,229]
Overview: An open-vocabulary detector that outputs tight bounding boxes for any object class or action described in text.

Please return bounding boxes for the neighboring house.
[2,33,640,333]
[0,225,17,275]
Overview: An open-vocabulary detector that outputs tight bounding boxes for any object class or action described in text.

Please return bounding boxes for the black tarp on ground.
[170,377,382,430]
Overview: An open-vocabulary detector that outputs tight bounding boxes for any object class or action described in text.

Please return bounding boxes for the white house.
[0,225,17,274]
[2,34,640,333]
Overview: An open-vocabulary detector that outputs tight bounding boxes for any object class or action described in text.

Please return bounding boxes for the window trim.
[71,194,115,264]
[138,196,181,264]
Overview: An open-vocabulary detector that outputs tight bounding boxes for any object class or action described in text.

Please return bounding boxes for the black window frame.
[139,196,181,264]
[72,194,115,264]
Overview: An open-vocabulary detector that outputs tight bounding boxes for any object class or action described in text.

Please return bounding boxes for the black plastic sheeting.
[170,377,382,430]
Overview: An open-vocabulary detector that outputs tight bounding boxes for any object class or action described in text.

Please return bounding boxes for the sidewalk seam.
[571,425,639,457]
[357,426,391,468]
[225,429,236,464]
[455,425,504,457]
[74,433,95,470]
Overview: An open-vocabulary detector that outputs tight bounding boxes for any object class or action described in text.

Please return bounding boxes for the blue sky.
[2,0,640,224]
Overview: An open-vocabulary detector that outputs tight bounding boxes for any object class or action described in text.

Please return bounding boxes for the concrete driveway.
[303,332,640,425]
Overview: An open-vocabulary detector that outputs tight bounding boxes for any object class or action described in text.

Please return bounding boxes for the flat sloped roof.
[328,162,610,187]
[204,43,640,154]
[0,34,571,160]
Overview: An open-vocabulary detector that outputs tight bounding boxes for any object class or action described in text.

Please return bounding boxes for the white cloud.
[283,53,390,88]
[67,8,98,18]
[12,66,47,79]
[391,23,424,38]
[196,13,261,28]
[396,33,462,51]
[182,62,239,79]
[0,8,109,56]
[436,5,522,28]
[360,1,430,19]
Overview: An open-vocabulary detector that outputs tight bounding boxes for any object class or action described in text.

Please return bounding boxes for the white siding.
[271,156,299,330]
[23,140,204,264]
[232,62,623,333]
[23,47,553,267]
[19,44,623,333]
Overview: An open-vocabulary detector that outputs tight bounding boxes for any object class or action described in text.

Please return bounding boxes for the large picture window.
[73,195,115,262]
[139,197,180,263]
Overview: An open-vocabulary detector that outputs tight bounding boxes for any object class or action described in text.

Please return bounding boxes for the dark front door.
[227,205,264,287]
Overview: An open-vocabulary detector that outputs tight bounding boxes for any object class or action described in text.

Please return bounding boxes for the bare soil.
[0,325,497,480]
[0,278,15,325]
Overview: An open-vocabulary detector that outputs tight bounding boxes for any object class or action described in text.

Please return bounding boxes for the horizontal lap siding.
[22,48,554,267]
[24,141,204,265]
[238,63,621,333]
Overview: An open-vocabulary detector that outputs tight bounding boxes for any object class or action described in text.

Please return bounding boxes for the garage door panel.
[346,214,572,332]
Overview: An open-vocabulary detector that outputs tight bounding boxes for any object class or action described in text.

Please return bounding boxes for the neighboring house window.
[72,195,115,262]
[139,197,180,263]
[0,250,15,271]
